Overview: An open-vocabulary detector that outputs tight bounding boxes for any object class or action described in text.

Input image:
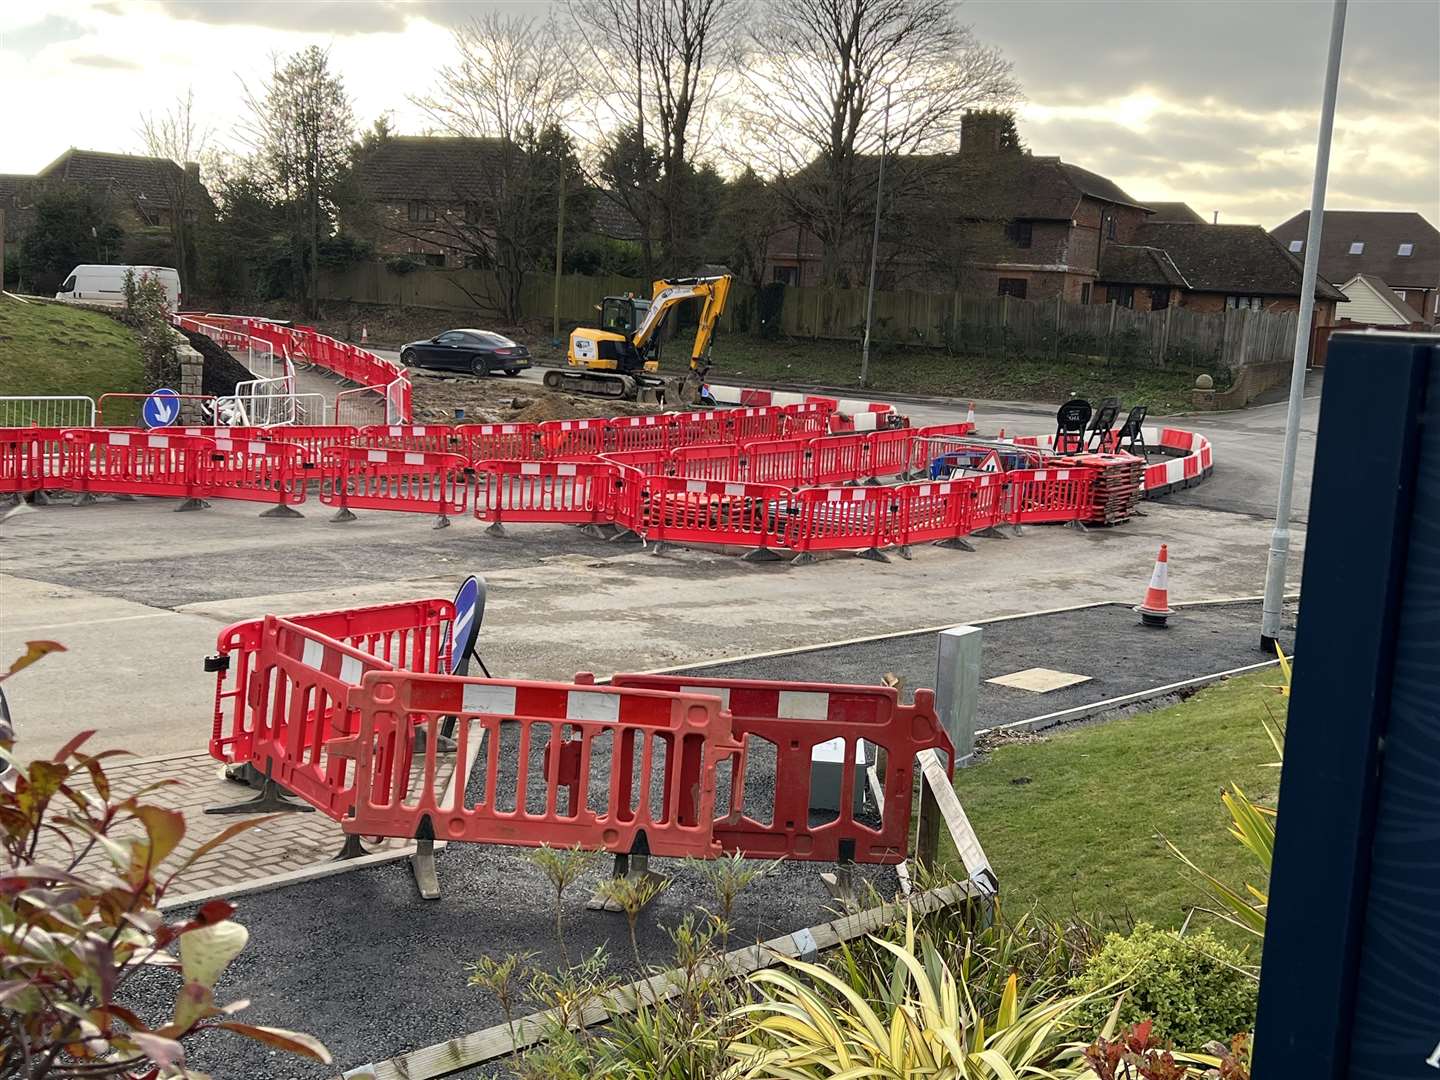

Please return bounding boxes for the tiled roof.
[962,155,1149,220]
[354,136,505,202]
[1271,210,1439,290]
[1096,244,1191,288]
[590,192,643,241]
[1143,201,1207,224]
[1103,222,1345,300]
[36,149,210,212]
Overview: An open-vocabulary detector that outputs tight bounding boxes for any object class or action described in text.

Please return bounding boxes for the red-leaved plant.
[1,729,330,1079]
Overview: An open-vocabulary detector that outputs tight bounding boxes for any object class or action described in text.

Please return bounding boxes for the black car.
[399,329,531,376]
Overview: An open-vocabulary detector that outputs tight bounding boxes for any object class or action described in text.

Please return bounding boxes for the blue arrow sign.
[448,575,486,675]
[142,388,181,429]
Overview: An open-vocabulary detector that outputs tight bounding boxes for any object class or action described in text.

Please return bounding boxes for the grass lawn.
[0,298,146,410]
[644,332,1213,413]
[948,672,1284,945]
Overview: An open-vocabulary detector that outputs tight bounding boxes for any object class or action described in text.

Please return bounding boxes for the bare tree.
[137,90,211,297]
[739,0,1020,286]
[568,0,744,276]
[410,12,585,321]
[239,46,356,316]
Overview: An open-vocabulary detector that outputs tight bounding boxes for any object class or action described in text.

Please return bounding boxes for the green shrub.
[1069,923,1256,1048]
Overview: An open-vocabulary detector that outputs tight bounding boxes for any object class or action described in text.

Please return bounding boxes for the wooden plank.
[917,749,994,889]
[354,881,980,1080]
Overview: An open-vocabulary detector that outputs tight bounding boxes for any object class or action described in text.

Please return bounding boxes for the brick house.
[1270,210,1439,325]
[1096,222,1344,325]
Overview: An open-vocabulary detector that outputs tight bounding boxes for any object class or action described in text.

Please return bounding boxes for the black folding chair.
[1054,399,1092,454]
[1114,405,1149,455]
[1086,398,1121,452]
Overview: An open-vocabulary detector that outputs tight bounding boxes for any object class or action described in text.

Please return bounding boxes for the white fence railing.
[0,396,97,428]
[335,383,389,428]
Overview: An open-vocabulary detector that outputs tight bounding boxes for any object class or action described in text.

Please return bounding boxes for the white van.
[55,265,181,310]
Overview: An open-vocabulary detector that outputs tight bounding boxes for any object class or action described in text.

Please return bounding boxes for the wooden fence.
[317,264,1298,373]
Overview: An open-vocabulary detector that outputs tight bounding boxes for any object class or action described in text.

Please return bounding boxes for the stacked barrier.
[204,595,955,868]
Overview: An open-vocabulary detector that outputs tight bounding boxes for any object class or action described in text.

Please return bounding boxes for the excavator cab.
[600,296,650,337]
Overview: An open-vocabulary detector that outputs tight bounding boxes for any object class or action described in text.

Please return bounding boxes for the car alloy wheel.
[470,357,488,377]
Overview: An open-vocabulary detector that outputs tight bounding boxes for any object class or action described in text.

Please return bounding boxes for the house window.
[1347,241,1364,255]
[772,265,800,285]
[1397,243,1414,256]
[1006,220,1033,248]
[408,200,436,223]
[1288,240,1303,253]
[997,278,1028,299]
[1080,282,1092,304]
[1149,287,1170,311]
[1105,215,1117,241]
[1226,295,1264,311]
[1110,285,1134,308]
[423,252,445,267]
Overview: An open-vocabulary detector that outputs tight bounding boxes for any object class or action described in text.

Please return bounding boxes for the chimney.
[184,161,201,183]
[960,110,1022,157]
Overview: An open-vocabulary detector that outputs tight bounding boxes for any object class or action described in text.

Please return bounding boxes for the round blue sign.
[142,388,181,429]
[448,575,485,674]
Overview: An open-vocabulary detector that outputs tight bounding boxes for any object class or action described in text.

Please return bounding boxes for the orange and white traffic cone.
[360,325,368,345]
[966,401,976,427]
[1135,544,1175,627]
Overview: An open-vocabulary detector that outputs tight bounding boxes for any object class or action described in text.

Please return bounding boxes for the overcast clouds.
[1,0,1435,227]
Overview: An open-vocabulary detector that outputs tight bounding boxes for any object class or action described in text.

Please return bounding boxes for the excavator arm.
[630,274,732,371]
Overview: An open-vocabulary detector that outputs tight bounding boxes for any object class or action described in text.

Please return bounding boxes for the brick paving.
[36,750,458,899]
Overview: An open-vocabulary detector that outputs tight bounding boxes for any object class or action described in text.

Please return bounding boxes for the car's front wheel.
[400,348,418,367]
[470,357,489,377]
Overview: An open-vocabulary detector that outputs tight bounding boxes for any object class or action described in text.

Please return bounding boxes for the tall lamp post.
[859,87,891,388]
[1261,0,1348,653]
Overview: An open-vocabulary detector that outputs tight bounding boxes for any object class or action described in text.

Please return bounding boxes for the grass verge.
[0,298,145,408]
[948,671,1283,944]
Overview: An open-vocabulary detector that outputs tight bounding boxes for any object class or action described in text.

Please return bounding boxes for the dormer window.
[1288,240,1303,253]
[1398,243,1414,256]
[1348,241,1364,255]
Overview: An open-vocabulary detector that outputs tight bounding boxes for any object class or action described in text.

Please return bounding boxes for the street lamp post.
[859,87,891,389]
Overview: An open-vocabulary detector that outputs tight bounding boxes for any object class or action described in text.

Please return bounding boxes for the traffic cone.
[1135,544,1175,627]
[997,427,1006,440]
[360,325,369,345]
[966,401,976,426]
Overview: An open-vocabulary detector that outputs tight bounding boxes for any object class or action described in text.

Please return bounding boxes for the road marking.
[0,611,175,633]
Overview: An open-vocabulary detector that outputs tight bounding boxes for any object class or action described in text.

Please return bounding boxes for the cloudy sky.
[1,0,1436,228]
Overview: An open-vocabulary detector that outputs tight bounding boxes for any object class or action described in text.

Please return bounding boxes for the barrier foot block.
[790,552,818,567]
[1011,524,1025,538]
[259,503,304,519]
[411,839,441,900]
[608,528,641,544]
[740,547,783,563]
[333,834,370,862]
[934,537,977,553]
[578,523,609,539]
[222,761,265,790]
[204,777,314,816]
[434,514,451,530]
[895,545,913,561]
[820,864,857,907]
[972,527,1009,540]
[31,490,52,506]
[1065,519,1089,533]
[649,541,669,556]
[174,498,209,513]
[413,727,458,754]
[112,493,136,502]
[857,547,891,563]
[331,508,358,523]
[484,520,507,537]
[76,492,99,506]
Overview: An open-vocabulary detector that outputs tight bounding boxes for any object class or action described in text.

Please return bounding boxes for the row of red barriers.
[206,595,953,866]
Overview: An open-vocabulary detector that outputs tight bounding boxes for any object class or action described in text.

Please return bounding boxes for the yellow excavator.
[544,274,732,401]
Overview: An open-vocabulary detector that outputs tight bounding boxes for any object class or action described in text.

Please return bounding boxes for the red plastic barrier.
[810,434,869,486]
[360,424,467,456]
[538,418,607,459]
[209,597,453,768]
[671,442,743,482]
[728,406,785,443]
[743,437,810,487]
[601,448,671,477]
[333,671,742,858]
[1006,466,1096,525]
[610,674,952,863]
[671,409,731,447]
[781,402,834,436]
[0,427,65,493]
[865,428,913,479]
[609,414,675,453]
[201,437,308,508]
[640,475,800,554]
[61,429,212,501]
[457,422,538,463]
[473,459,615,527]
[791,486,901,557]
[320,446,468,519]
[895,480,974,546]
